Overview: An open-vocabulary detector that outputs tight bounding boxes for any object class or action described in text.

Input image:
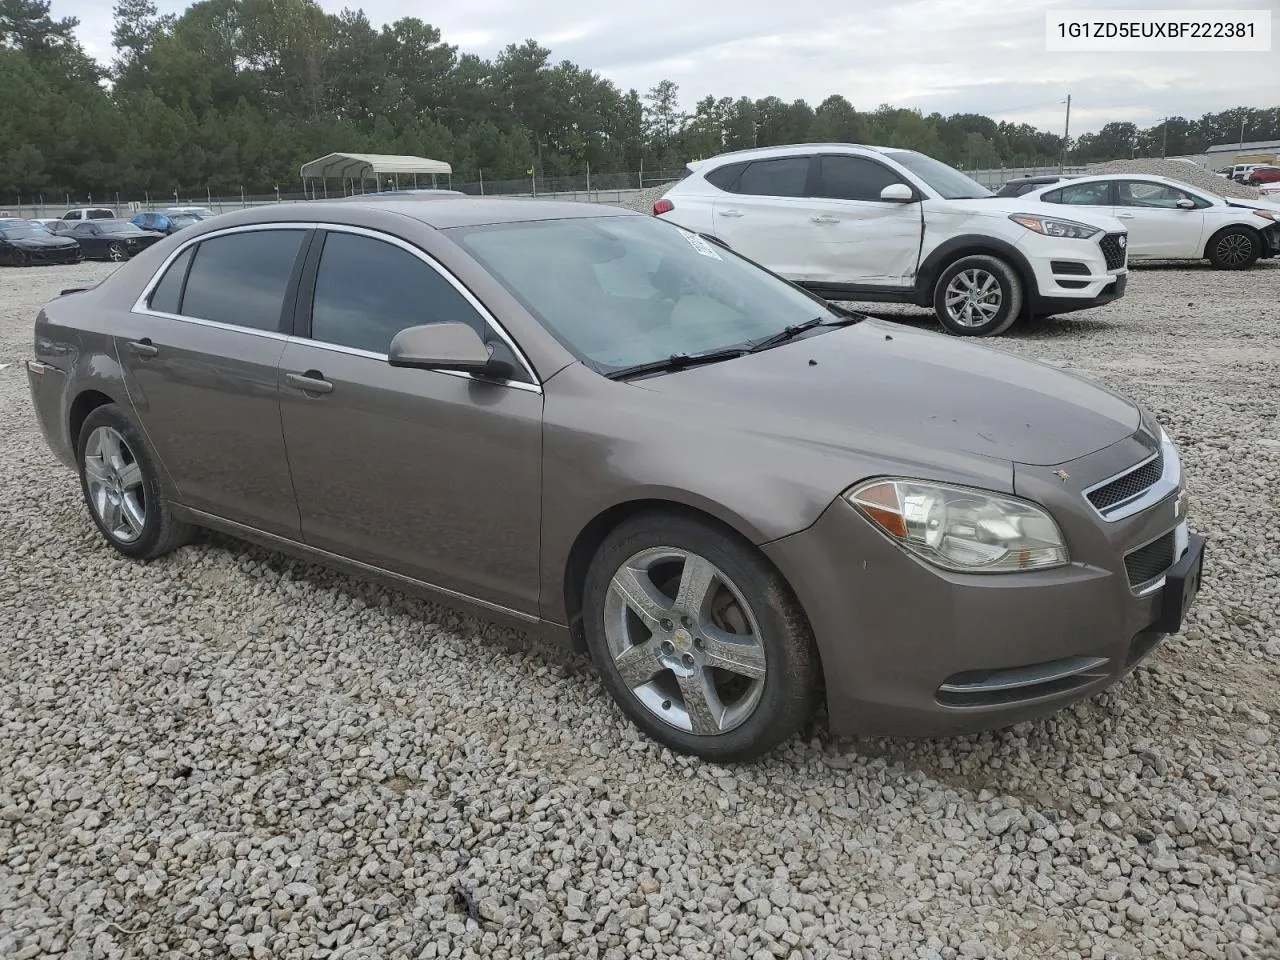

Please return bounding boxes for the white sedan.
[1019,174,1280,269]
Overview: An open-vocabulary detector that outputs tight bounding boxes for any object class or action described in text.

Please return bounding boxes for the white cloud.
[57,0,1278,133]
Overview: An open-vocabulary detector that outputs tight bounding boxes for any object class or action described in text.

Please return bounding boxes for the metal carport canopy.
[299,153,453,180]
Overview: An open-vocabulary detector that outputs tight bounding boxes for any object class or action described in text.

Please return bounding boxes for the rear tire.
[582,512,820,762]
[932,254,1022,336]
[1206,227,1260,270]
[76,404,195,561]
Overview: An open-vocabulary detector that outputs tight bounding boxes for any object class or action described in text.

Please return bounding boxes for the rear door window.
[736,157,811,198]
[181,229,306,332]
[148,247,195,314]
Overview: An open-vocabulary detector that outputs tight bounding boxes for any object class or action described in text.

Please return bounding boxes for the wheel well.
[1204,222,1262,259]
[923,246,1035,307]
[68,390,115,449]
[562,499,760,654]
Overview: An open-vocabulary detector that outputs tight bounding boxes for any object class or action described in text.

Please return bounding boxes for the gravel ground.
[2,259,1279,960]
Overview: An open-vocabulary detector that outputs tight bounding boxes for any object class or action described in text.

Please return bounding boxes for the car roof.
[687,143,905,171]
[206,197,644,230]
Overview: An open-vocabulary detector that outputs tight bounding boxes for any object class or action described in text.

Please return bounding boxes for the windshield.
[885,150,993,199]
[451,215,840,373]
[0,226,48,239]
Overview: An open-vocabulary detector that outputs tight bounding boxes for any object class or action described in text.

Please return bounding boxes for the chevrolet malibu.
[26,199,1205,761]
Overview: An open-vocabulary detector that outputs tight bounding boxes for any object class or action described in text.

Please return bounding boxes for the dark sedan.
[0,223,83,266]
[131,211,204,235]
[68,220,164,261]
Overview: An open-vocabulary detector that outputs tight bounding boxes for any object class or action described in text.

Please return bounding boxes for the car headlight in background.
[1008,214,1102,240]
[846,479,1069,573]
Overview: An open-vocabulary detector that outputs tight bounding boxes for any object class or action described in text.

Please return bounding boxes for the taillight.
[653,198,674,216]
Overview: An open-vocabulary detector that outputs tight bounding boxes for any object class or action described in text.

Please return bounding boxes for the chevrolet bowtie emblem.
[1053,469,1070,482]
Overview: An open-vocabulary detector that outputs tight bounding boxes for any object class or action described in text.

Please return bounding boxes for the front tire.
[582,513,820,762]
[76,404,195,561]
[1206,227,1260,270]
[107,242,128,262]
[932,254,1022,336]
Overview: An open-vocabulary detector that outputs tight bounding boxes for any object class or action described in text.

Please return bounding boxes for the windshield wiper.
[747,313,861,353]
[604,347,748,381]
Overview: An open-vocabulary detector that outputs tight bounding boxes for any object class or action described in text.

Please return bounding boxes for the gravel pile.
[1084,159,1261,199]
[2,261,1279,960]
[615,184,673,214]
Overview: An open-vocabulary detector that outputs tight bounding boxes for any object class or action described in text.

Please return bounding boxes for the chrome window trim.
[129,220,543,394]
[1082,432,1181,522]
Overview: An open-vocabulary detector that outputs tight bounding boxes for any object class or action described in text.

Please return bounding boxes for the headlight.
[1008,214,1101,240]
[1252,210,1279,223]
[846,478,1069,573]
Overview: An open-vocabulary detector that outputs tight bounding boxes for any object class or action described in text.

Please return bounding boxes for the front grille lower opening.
[1124,531,1175,588]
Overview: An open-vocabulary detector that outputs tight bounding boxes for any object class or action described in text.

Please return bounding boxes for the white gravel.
[2,260,1279,960]
[1083,160,1261,200]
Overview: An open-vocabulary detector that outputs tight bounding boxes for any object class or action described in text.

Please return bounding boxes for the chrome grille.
[1087,451,1163,511]
[1125,531,1175,587]
[1100,233,1127,271]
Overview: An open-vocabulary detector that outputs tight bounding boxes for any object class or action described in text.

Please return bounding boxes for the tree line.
[1,0,1277,200]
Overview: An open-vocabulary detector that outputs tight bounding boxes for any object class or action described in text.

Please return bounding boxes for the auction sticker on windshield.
[682,231,723,260]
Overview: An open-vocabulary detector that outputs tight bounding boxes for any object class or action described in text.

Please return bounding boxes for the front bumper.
[762,425,1202,738]
[20,245,82,264]
[1018,231,1128,315]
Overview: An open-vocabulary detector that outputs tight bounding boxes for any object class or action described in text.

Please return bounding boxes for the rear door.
[710,155,819,279]
[114,226,309,537]
[277,227,543,614]
[1112,180,1207,258]
[806,154,923,286]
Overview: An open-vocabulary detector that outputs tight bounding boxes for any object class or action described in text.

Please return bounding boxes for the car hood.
[634,319,1140,467]
[12,235,78,248]
[1226,197,1280,213]
[940,196,1127,232]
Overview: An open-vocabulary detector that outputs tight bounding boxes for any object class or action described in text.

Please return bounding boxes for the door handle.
[127,338,158,358]
[1116,213,1136,219]
[810,215,840,224]
[717,209,744,218]
[285,371,334,394]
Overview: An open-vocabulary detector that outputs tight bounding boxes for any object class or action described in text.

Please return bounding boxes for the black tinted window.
[817,155,904,201]
[310,231,486,354]
[182,230,305,332]
[72,223,97,235]
[705,162,746,192]
[736,157,809,197]
[88,210,113,219]
[148,247,194,314]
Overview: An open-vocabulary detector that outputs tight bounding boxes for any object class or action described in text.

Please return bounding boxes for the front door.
[1112,180,1207,258]
[114,227,309,538]
[805,153,923,286]
[277,228,543,614]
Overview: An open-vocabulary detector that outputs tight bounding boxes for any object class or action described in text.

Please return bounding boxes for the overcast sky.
[62,0,1277,135]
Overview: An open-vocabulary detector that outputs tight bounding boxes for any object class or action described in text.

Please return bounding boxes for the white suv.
[655,144,1129,336]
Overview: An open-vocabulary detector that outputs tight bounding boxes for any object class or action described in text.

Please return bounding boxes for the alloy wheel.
[1216,234,1253,266]
[108,243,128,262]
[83,426,147,543]
[944,268,1003,328]
[603,547,767,736]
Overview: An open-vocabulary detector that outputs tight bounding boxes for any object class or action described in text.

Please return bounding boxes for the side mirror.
[1175,197,1196,210]
[880,183,916,203]
[388,322,496,373]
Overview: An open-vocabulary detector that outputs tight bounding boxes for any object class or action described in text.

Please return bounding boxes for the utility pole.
[1061,94,1071,173]
[1162,117,1169,158]
[1239,115,1246,149]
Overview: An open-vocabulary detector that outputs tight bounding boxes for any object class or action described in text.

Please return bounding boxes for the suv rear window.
[704,162,747,192]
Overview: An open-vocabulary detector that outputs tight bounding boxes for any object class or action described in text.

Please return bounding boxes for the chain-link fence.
[2,165,1094,219]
